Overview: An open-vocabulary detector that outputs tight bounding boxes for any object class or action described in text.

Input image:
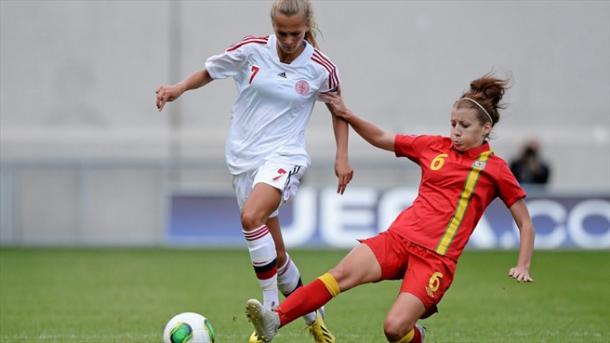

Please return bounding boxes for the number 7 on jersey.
[249,65,260,85]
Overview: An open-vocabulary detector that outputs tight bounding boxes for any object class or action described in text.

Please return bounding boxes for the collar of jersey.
[451,141,492,158]
[269,34,313,67]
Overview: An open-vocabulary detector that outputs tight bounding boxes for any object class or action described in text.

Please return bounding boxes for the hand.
[319,91,350,120]
[508,266,534,283]
[335,159,354,195]
[155,84,183,111]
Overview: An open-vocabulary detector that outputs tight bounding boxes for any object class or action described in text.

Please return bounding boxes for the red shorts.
[361,230,456,318]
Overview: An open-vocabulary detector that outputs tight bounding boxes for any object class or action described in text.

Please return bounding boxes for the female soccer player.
[155,1,352,342]
[245,75,535,343]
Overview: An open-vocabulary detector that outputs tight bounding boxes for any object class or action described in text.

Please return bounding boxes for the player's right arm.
[156,69,214,111]
[320,92,395,152]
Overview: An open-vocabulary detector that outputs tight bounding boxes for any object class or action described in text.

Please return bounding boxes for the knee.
[383,317,412,342]
[240,209,265,230]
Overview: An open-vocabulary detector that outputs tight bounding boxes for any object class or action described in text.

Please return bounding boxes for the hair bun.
[470,76,507,106]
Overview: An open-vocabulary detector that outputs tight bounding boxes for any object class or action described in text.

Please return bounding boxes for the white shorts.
[232,160,307,218]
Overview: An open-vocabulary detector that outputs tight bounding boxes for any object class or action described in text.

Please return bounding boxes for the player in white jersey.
[155,1,350,342]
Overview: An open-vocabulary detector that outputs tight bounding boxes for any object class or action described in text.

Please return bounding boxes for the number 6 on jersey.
[430,153,448,171]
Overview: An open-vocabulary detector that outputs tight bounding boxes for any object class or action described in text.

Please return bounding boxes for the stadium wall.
[1,162,608,249]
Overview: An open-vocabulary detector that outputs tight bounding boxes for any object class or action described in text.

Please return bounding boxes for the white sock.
[243,225,279,310]
[277,253,300,296]
[277,253,317,325]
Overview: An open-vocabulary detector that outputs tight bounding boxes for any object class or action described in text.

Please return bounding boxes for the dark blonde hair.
[456,74,510,127]
[270,0,320,49]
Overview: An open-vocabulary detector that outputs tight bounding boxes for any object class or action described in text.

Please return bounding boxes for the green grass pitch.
[0,248,608,342]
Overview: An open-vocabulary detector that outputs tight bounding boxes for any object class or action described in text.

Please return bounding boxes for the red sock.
[276,278,333,327]
[394,326,423,343]
[411,326,422,343]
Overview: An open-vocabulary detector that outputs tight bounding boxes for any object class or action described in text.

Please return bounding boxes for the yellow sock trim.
[317,272,341,297]
[392,328,414,343]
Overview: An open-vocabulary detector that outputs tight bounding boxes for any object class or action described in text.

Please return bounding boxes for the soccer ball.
[163,312,216,343]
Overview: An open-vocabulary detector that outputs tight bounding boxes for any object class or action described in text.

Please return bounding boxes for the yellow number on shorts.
[426,272,444,297]
[430,154,448,171]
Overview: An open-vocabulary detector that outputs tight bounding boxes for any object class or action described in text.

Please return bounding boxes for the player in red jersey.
[245,75,535,343]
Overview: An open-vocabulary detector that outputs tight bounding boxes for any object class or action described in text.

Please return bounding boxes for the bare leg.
[247,243,384,341]
[265,216,287,267]
[329,243,383,291]
[273,243,383,327]
[241,183,282,310]
[241,183,281,231]
[384,293,425,342]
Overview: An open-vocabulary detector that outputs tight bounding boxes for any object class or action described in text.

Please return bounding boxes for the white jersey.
[205,34,340,175]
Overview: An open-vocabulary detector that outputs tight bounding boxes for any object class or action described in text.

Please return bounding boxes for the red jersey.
[390,135,526,261]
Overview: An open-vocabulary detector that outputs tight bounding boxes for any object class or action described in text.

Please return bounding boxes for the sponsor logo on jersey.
[277,72,287,78]
[295,80,310,95]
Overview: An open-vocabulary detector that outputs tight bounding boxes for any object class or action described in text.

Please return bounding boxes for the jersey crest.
[295,80,310,95]
[472,160,487,170]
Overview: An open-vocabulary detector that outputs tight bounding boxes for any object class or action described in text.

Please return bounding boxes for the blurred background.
[1,0,608,248]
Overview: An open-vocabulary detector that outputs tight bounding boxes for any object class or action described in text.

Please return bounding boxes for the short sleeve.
[496,161,527,208]
[394,135,438,162]
[204,45,247,80]
[319,65,340,93]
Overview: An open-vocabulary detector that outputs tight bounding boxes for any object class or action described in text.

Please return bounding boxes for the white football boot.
[245,299,280,342]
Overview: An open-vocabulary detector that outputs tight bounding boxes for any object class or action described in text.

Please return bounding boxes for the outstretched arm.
[156,69,214,111]
[327,103,354,194]
[320,92,395,152]
[508,199,535,282]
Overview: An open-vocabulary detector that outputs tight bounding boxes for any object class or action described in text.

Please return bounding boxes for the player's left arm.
[327,101,354,195]
[507,199,535,282]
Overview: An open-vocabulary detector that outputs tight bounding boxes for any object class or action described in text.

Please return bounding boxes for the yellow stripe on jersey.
[436,150,492,255]
[318,272,341,297]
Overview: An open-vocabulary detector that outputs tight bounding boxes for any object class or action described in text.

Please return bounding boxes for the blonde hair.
[270,0,320,49]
